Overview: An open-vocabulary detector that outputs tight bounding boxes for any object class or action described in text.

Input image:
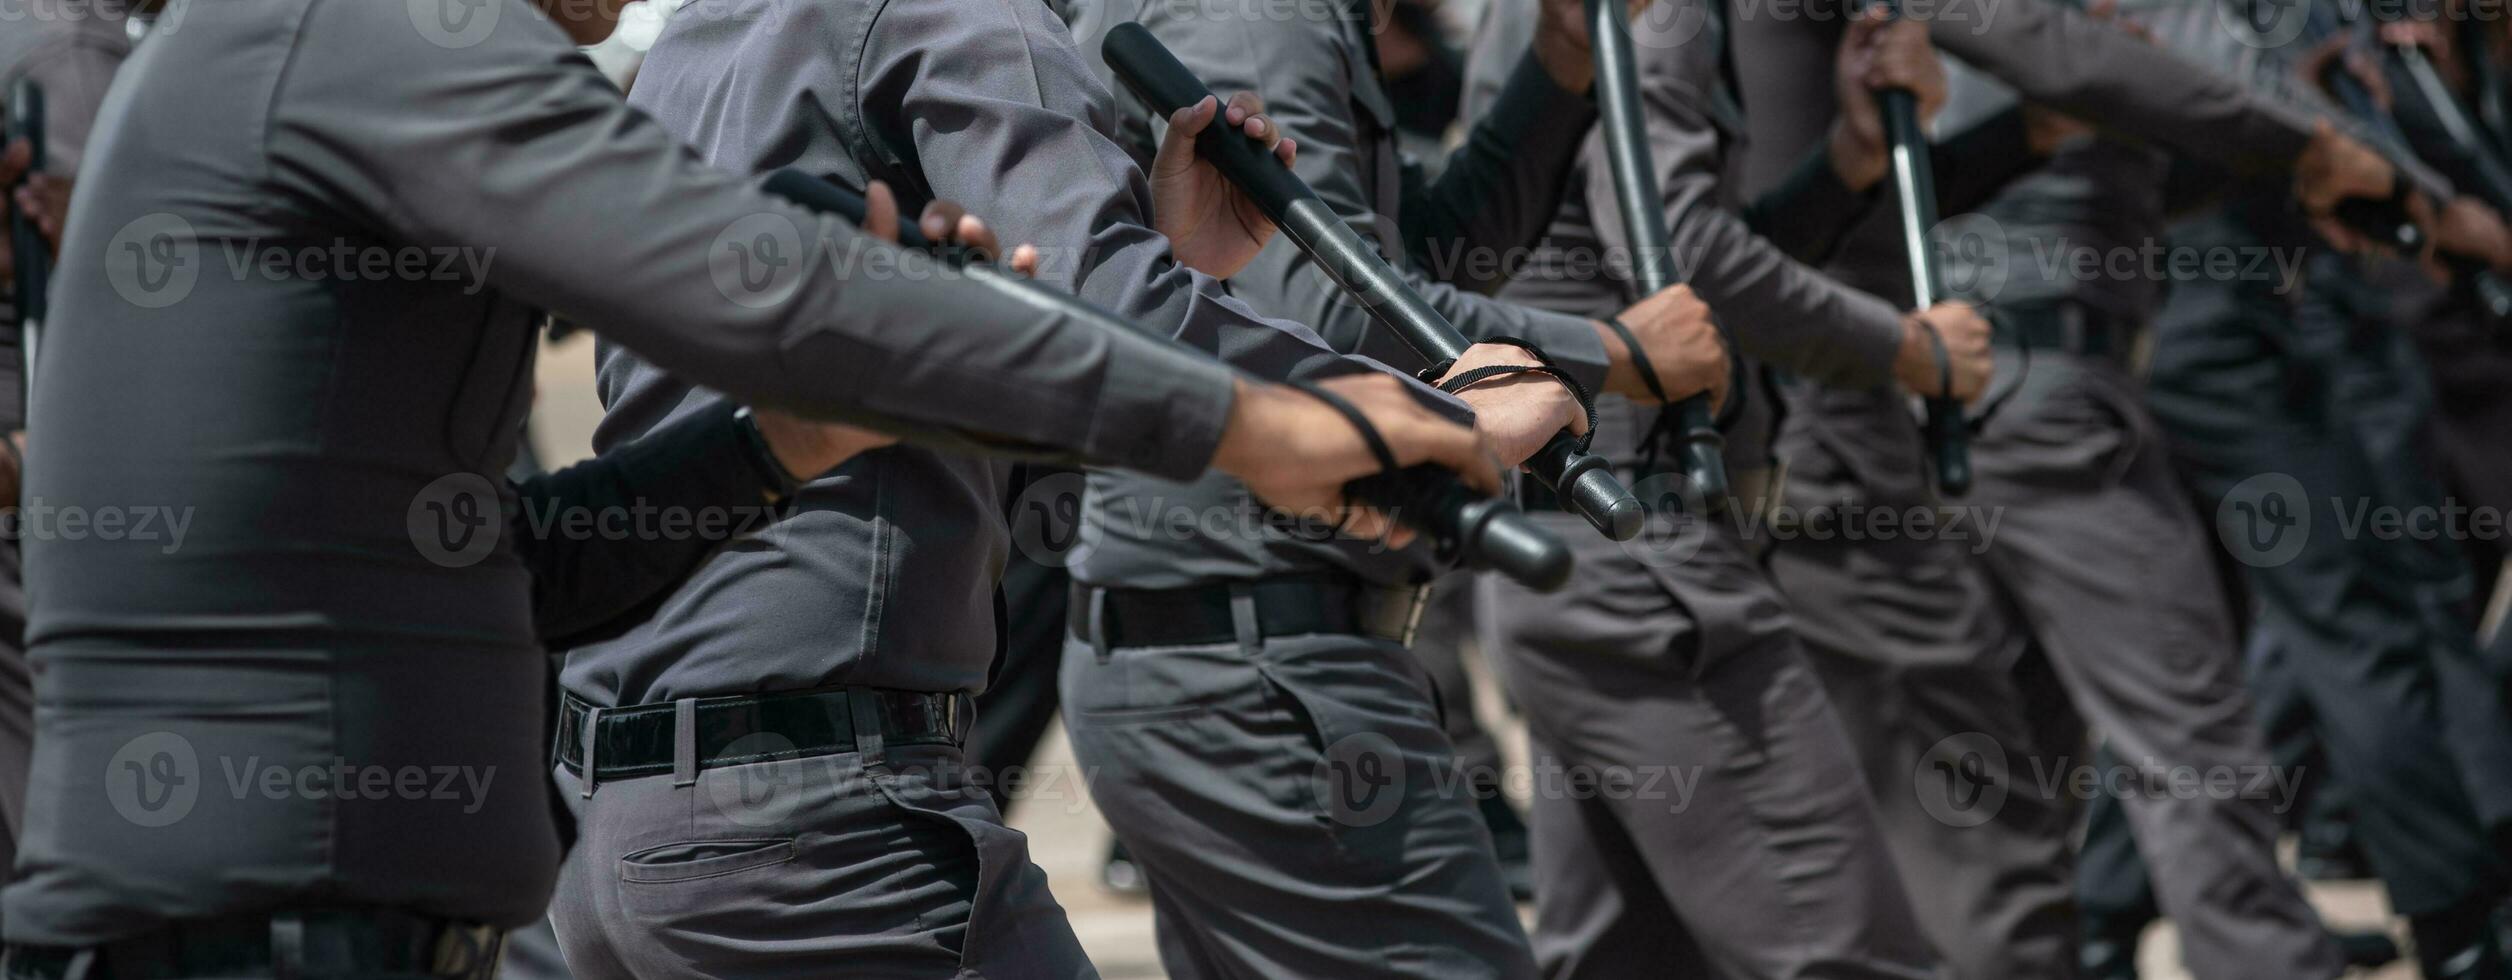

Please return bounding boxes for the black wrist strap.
[1599,318,1671,404]
[1912,310,1954,402]
[1288,380,1399,476]
[1416,337,1600,453]
[1288,379,1402,538]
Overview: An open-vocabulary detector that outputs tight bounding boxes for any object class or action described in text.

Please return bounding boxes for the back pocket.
[618,838,796,884]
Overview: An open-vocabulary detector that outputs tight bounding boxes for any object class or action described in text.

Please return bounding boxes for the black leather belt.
[1,909,503,980]
[1998,301,2129,357]
[1073,573,1427,649]
[554,685,964,786]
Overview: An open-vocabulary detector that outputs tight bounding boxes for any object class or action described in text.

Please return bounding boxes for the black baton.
[1870,3,1970,496]
[7,80,44,420]
[1099,22,1646,543]
[1583,0,1735,507]
[759,170,1575,590]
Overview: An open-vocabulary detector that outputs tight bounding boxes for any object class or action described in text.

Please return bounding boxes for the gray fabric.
[1478,516,1938,980]
[1060,620,1533,979]
[498,917,572,980]
[1774,348,2345,980]
[1464,0,1907,393]
[0,0,127,176]
[1410,573,1502,782]
[2140,225,2509,916]
[1068,0,1608,590]
[566,0,1413,703]
[8,0,1259,945]
[550,742,1089,979]
[1729,0,2331,203]
[1800,634,2085,980]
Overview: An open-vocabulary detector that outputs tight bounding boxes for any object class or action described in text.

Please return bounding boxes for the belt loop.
[270,912,306,980]
[1398,585,1430,649]
[578,707,603,798]
[847,688,888,769]
[62,950,96,980]
[951,692,976,745]
[1086,586,1113,664]
[672,698,700,788]
[1228,582,1261,656]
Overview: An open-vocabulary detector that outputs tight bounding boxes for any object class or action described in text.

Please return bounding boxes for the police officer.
[0,0,1500,972]
[546,0,1574,972]
[1461,1,1991,975]
[1057,0,1733,976]
[1724,0,2468,977]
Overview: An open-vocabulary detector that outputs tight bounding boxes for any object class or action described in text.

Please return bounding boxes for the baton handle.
[759,169,1577,588]
[8,79,44,416]
[1875,83,1971,496]
[1101,22,1644,542]
[1585,0,1732,506]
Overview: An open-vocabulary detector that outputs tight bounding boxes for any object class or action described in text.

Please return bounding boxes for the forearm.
[1743,143,1880,264]
[1666,189,1905,387]
[274,0,1243,483]
[1234,233,1611,395]
[1404,53,1601,288]
[1926,0,2317,173]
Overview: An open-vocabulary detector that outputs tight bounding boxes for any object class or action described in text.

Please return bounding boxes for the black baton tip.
[1467,500,1577,592]
[1602,494,1646,542]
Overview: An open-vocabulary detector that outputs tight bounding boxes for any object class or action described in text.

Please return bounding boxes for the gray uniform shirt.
[1462,0,1904,476]
[1070,0,1610,589]
[567,0,1413,704]
[8,0,1254,944]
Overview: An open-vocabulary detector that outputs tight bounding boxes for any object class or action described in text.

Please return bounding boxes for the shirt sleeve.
[515,401,784,646]
[1926,0,2319,171]
[861,0,1458,410]
[1490,0,1907,387]
[261,0,1243,482]
[1142,2,1612,392]
[1398,52,1601,293]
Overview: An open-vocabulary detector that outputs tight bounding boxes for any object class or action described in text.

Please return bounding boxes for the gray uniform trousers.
[1412,572,1507,787]
[2129,238,2512,918]
[1477,510,1939,980]
[1773,336,2343,980]
[1060,600,1534,979]
[549,741,1093,979]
